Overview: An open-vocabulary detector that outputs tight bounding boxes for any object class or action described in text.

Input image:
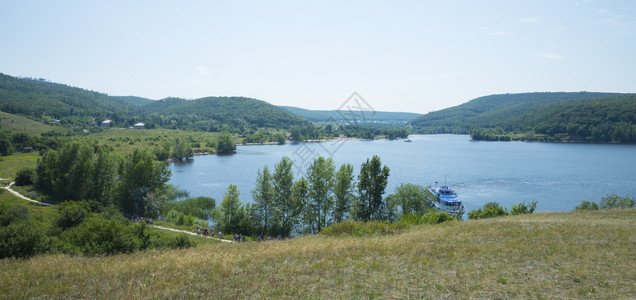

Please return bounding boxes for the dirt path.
[1,181,233,242]
[1,182,52,206]
[151,225,233,243]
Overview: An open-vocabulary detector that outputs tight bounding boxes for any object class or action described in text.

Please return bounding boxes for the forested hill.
[111,96,155,107]
[0,73,310,132]
[411,92,627,133]
[140,97,311,131]
[279,106,422,125]
[0,73,135,124]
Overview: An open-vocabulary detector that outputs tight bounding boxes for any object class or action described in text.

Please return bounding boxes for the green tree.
[0,132,13,156]
[392,183,430,216]
[252,166,275,234]
[14,167,34,186]
[216,131,236,154]
[88,146,118,206]
[171,137,193,160]
[217,184,242,234]
[354,155,390,221]
[273,156,297,236]
[292,177,309,233]
[117,149,171,216]
[333,163,354,223]
[305,157,335,233]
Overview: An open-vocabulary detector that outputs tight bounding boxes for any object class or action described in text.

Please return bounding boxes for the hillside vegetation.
[0,73,134,125]
[142,97,311,131]
[0,73,309,134]
[0,209,633,298]
[411,92,636,143]
[411,92,626,132]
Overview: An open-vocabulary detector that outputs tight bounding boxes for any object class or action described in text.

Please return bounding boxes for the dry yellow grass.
[1,210,635,299]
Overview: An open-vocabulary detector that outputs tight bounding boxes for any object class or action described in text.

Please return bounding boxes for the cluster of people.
[234,233,246,242]
[196,228,223,239]
[125,214,153,224]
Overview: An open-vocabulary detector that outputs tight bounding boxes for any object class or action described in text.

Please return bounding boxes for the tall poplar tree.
[251,166,274,234]
[333,163,354,223]
[273,156,296,236]
[354,155,390,221]
[305,157,335,233]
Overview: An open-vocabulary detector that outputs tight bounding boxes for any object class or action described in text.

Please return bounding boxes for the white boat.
[428,182,464,214]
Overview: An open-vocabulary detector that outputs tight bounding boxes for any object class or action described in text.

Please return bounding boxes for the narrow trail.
[1,181,233,243]
[151,225,233,243]
[1,182,52,206]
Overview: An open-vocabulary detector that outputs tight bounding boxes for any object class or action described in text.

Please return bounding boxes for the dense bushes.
[510,200,537,215]
[58,215,146,255]
[0,203,48,258]
[576,194,635,211]
[0,200,197,259]
[14,167,34,186]
[467,202,509,220]
[0,220,48,258]
[56,202,90,230]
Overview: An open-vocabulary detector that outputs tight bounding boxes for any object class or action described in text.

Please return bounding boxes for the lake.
[168,134,636,213]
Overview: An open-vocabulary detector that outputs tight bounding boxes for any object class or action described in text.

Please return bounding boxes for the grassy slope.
[1,210,634,299]
[0,111,67,136]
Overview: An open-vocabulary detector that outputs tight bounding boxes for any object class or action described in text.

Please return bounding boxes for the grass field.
[73,128,223,154]
[1,209,634,299]
[0,111,68,136]
[0,152,39,179]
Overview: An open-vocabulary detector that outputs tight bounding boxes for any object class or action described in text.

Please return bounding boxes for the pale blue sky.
[1,0,635,113]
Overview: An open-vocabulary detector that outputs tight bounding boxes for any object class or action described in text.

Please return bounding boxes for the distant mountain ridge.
[279,106,422,124]
[410,92,632,133]
[0,73,309,131]
[142,97,310,129]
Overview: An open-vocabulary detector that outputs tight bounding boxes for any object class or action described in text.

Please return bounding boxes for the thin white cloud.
[595,8,610,14]
[197,66,212,77]
[592,8,635,35]
[516,17,539,24]
[535,53,564,59]
[489,31,508,36]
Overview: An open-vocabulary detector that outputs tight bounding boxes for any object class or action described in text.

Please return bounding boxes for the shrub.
[420,210,455,224]
[510,200,537,215]
[170,234,196,249]
[399,213,423,225]
[0,220,48,259]
[58,215,142,255]
[599,194,635,209]
[468,202,509,220]
[57,202,90,230]
[14,168,34,186]
[575,200,599,211]
[0,204,28,226]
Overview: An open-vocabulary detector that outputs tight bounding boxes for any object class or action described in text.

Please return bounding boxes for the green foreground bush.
[0,201,198,259]
[576,194,635,211]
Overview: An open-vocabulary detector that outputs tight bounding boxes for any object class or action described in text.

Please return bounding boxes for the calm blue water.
[167,135,636,213]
